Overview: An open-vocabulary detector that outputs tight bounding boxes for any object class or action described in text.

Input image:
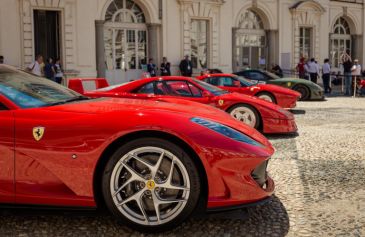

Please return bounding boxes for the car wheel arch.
[92,130,209,213]
[292,84,311,100]
[254,91,277,104]
[226,103,263,131]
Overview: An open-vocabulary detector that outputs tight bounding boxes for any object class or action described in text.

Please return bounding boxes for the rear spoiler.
[68,78,109,95]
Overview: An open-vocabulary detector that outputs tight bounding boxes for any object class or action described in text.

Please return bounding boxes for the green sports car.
[234,69,324,101]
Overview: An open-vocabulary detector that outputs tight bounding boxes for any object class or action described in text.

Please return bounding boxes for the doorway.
[33,10,61,60]
[237,46,267,71]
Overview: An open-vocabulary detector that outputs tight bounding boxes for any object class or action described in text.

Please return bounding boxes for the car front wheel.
[256,92,276,104]
[228,104,260,129]
[293,84,310,101]
[102,138,200,232]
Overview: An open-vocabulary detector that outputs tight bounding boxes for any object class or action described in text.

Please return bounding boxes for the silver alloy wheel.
[230,106,257,128]
[258,94,273,102]
[110,146,190,226]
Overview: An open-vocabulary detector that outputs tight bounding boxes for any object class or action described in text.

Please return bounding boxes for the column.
[95,20,106,78]
[148,23,161,65]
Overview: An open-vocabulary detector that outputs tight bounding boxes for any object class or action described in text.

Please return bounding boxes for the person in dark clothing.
[342,54,353,96]
[322,59,331,94]
[44,57,55,81]
[0,55,4,64]
[147,58,157,77]
[160,57,171,76]
[179,55,193,77]
[271,64,283,78]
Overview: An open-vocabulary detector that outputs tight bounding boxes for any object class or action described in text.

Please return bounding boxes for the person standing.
[147,58,157,77]
[0,55,4,64]
[54,58,64,84]
[296,57,306,79]
[179,55,193,77]
[44,57,55,81]
[27,55,43,76]
[271,63,283,78]
[342,52,353,96]
[322,59,331,94]
[307,58,318,83]
[160,57,171,76]
[351,59,361,95]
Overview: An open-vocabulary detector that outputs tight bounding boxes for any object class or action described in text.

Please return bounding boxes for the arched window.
[234,10,267,70]
[330,17,352,68]
[104,0,147,70]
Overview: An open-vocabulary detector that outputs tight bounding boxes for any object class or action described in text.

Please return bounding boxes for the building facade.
[0,0,364,83]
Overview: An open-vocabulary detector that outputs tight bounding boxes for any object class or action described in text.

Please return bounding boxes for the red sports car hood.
[44,97,271,148]
[253,84,301,97]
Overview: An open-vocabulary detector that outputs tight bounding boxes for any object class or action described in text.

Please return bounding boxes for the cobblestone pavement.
[0,97,364,237]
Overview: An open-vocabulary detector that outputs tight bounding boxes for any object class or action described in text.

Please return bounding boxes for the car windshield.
[0,66,87,108]
[234,76,256,86]
[192,78,229,96]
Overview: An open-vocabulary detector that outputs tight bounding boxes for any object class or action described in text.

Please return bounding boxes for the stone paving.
[0,97,364,237]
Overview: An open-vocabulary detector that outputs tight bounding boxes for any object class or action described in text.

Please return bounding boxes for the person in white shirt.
[351,59,362,95]
[307,58,318,83]
[27,55,43,76]
[322,59,331,94]
[54,58,64,84]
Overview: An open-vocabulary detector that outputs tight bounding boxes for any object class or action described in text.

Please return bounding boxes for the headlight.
[191,117,264,147]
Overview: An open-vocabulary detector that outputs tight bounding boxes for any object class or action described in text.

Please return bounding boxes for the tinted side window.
[165,81,193,97]
[136,82,155,94]
[248,72,265,81]
[0,103,8,110]
[188,83,202,97]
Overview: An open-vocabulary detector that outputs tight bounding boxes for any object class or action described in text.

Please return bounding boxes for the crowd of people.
[295,51,363,96]
[25,55,64,84]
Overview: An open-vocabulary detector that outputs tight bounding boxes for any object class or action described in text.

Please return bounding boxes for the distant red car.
[197,74,301,108]
[0,65,274,232]
[69,77,297,134]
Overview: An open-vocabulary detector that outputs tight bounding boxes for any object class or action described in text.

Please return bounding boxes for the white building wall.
[0,0,364,77]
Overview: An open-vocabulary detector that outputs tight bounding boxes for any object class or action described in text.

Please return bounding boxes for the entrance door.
[34,10,61,60]
[238,47,266,70]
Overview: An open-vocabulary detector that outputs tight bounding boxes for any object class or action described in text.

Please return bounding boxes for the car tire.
[293,84,310,101]
[228,104,260,129]
[256,92,276,104]
[102,137,200,233]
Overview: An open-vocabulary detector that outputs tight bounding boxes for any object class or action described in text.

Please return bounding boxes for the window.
[209,77,238,87]
[191,20,209,70]
[299,27,312,59]
[0,68,80,109]
[330,17,352,68]
[234,10,267,70]
[0,103,8,110]
[104,0,147,70]
[165,81,194,97]
[136,82,154,94]
[248,71,267,81]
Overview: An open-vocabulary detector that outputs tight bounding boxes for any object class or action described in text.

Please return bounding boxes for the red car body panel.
[197,74,301,108]
[1,93,274,210]
[69,77,297,134]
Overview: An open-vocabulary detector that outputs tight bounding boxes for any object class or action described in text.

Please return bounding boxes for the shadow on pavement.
[0,196,289,237]
[266,132,299,140]
[289,109,306,115]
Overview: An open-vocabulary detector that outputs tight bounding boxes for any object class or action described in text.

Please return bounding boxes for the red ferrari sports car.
[0,65,274,232]
[197,73,301,108]
[69,77,297,134]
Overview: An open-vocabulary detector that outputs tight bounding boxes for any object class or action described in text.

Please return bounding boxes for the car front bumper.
[262,118,298,134]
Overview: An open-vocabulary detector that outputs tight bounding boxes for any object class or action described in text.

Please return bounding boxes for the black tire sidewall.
[294,85,310,101]
[101,137,201,233]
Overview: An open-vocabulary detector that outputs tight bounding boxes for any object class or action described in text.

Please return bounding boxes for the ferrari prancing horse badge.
[33,127,45,141]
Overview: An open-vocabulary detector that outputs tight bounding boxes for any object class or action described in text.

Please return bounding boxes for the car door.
[161,80,211,104]
[0,98,15,203]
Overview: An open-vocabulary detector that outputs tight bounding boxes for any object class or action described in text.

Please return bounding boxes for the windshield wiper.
[46,96,90,106]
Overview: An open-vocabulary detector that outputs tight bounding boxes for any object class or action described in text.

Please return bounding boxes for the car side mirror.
[202,91,212,97]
